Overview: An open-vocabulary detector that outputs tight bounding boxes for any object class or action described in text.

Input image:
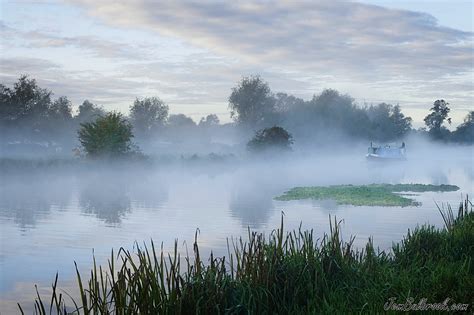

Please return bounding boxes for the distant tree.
[367,103,412,140]
[274,93,305,113]
[424,100,451,139]
[76,100,105,124]
[130,97,169,137]
[391,105,412,138]
[247,126,293,152]
[0,76,77,145]
[49,96,73,121]
[309,89,371,138]
[229,75,276,127]
[168,114,196,128]
[0,75,52,126]
[199,114,220,127]
[452,111,474,143]
[78,112,135,157]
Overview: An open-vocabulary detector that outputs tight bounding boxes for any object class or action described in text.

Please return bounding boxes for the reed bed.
[22,197,473,314]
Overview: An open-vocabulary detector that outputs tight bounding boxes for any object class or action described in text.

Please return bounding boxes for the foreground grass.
[23,198,472,314]
[275,183,460,206]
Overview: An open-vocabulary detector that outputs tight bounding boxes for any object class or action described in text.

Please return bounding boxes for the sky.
[0,0,472,127]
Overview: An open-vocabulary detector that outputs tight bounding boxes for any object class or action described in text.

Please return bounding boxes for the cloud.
[68,0,472,80]
[0,23,147,60]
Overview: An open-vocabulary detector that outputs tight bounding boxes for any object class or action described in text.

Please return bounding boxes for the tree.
[452,111,474,143]
[229,75,276,127]
[49,96,73,121]
[78,112,134,157]
[391,105,412,138]
[130,97,169,137]
[367,103,412,140]
[274,93,305,113]
[76,100,105,124]
[424,100,451,139]
[0,75,52,126]
[247,126,293,152]
[199,114,220,127]
[168,114,196,128]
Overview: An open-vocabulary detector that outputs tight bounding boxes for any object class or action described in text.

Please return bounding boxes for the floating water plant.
[275,184,460,206]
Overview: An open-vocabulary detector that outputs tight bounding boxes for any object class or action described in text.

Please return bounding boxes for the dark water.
[0,151,473,312]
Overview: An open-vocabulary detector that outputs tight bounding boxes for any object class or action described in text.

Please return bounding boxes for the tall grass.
[21,198,473,314]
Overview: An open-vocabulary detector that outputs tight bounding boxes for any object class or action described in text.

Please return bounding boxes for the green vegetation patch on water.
[275,183,459,207]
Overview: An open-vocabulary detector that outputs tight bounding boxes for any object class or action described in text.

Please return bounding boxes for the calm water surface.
[0,151,473,312]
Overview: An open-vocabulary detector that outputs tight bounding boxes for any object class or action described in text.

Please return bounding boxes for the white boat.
[366,142,406,161]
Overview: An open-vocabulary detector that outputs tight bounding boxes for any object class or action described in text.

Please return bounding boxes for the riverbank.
[23,198,473,314]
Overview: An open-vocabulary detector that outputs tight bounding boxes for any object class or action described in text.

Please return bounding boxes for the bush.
[78,112,135,158]
[247,126,293,152]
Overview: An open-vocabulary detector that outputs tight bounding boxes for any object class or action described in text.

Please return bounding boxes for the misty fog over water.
[0,139,472,312]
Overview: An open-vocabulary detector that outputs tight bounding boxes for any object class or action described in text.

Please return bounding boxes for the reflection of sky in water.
[0,150,473,312]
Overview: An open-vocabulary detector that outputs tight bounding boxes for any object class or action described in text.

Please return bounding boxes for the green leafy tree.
[130,97,169,137]
[78,112,134,157]
[424,100,451,139]
[229,75,276,127]
[247,126,293,152]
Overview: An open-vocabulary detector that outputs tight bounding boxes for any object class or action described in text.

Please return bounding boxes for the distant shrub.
[247,126,293,152]
[78,112,136,158]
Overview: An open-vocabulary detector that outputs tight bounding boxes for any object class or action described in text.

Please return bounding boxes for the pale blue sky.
[0,1,472,126]
[361,0,473,32]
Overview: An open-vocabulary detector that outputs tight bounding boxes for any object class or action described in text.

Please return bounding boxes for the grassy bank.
[275,183,460,206]
[24,198,472,314]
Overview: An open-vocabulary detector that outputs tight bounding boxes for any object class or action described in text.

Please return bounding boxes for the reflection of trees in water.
[128,175,168,209]
[465,165,474,185]
[429,169,449,186]
[229,178,275,228]
[0,173,74,229]
[78,175,131,225]
[78,170,168,225]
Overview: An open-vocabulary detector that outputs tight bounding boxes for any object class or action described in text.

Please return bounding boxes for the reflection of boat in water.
[366,142,406,161]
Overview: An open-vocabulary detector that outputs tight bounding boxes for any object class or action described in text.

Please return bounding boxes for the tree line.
[0,75,472,155]
[229,75,472,144]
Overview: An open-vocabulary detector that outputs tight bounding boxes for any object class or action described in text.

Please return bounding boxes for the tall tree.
[391,105,412,139]
[130,97,169,138]
[229,75,276,128]
[424,100,451,139]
